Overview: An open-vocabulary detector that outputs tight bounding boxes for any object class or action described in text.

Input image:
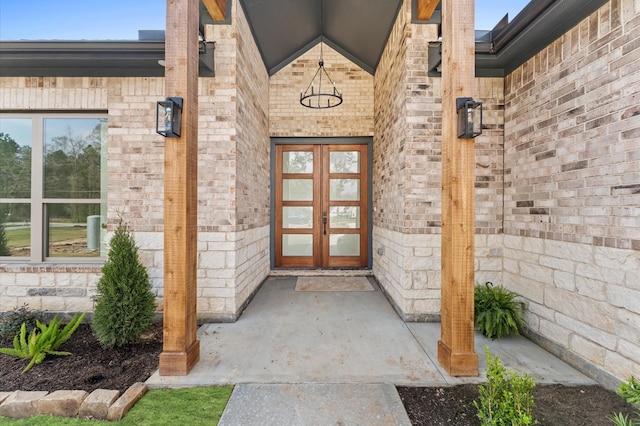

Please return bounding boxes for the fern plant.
[0,312,86,373]
[92,220,155,348]
[610,376,640,426]
[475,282,526,339]
[475,347,537,425]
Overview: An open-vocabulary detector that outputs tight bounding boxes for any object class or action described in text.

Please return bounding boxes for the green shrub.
[0,304,44,338]
[0,219,10,256]
[0,312,86,373]
[475,282,526,339]
[92,220,156,348]
[611,376,640,426]
[475,347,537,425]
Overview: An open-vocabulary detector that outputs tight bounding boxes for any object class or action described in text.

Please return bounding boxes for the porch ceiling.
[239,0,403,76]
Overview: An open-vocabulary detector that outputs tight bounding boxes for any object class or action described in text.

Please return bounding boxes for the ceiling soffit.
[239,0,403,76]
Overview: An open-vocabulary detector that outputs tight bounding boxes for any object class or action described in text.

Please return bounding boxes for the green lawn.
[6,227,87,249]
[48,227,87,243]
[0,386,233,425]
[5,228,30,248]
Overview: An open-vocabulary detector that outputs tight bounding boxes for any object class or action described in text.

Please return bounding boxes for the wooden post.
[438,0,479,376]
[159,0,200,376]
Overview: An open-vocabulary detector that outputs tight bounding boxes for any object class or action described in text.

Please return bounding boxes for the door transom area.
[273,142,369,268]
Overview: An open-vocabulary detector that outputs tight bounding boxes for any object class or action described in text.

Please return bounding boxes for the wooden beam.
[418,0,440,20]
[438,0,479,377]
[202,0,226,21]
[159,0,200,376]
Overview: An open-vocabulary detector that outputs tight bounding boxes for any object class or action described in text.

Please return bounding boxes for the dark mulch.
[398,383,638,426]
[0,323,162,394]
[0,323,637,425]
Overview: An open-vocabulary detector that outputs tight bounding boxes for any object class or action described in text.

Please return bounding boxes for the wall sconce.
[456,97,482,138]
[156,97,183,138]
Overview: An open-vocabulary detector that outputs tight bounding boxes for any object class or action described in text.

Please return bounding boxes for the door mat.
[295,276,374,292]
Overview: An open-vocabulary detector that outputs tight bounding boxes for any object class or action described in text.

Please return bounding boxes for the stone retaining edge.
[0,382,146,420]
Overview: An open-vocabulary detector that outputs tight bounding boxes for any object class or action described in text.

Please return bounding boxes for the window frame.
[0,112,108,263]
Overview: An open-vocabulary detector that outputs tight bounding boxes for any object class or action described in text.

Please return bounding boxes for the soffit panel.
[240,0,403,75]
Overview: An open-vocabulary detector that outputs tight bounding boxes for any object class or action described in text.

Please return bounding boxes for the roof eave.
[0,40,215,77]
[427,0,609,77]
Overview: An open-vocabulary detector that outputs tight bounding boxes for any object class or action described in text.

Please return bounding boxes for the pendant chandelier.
[299,1,343,109]
[299,40,343,109]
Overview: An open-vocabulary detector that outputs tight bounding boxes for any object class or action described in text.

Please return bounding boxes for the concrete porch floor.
[146,276,594,424]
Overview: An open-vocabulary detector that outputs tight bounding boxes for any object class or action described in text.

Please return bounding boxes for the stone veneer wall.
[504,0,640,385]
[269,44,374,137]
[0,1,271,320]
[372,0,505,319]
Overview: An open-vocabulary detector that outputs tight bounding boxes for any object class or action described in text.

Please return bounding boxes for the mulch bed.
[0,323,636,425]
[0,324,162,394]
[398,383,638,426]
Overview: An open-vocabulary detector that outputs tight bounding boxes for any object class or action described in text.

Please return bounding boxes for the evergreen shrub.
[92,220,156,347]
[0,217,10,256]
[0,304,44,338]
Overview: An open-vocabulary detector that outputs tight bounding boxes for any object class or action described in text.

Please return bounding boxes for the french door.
[275,144,368,268]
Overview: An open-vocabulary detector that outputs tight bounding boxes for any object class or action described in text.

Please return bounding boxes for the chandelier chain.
[299,0,343,109]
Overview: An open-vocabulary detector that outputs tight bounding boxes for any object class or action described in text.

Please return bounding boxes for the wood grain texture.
[438,0,479,377]
[160,0,200,376]
[202,0,226,21]
[417,0,440,20]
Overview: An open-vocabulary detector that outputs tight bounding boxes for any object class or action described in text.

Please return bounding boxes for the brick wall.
[0,11,271,319]
[372,0,505,318]
[232,1,270,314]
[505,0,639,250]
[269,44,374,137]
[107,78,165,232]
[0,77,110,312]
[504,0,640,384]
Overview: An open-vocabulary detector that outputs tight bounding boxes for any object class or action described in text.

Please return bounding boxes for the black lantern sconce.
[156,97,183,138]
[456,97,482,138]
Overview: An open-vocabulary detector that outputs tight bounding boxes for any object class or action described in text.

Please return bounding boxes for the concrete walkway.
[146,276,594,425]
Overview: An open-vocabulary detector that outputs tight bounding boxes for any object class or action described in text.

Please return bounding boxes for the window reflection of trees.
[0,118,106,257]
[284,151,313,173]
[329,152,359,201]
[44,120,106,223]
[330,151,359,173]
[0,132,32,199]
[0,132,32,224]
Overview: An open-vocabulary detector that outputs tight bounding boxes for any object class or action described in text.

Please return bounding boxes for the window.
[0,114,107,262]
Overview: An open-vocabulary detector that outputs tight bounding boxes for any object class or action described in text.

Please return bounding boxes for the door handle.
[322,212,327,235]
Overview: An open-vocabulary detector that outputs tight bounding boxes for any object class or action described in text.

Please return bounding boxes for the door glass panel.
[330,151,360,173]
[329,207,360,229]
[283,179,313,201]
[330,179,360,201]
[330,234,360,256]
[283,151,313,174]
[282,234,313,256]
[283,207,313,229]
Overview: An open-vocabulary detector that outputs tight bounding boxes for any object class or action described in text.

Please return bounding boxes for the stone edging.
[0,382,147,421]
